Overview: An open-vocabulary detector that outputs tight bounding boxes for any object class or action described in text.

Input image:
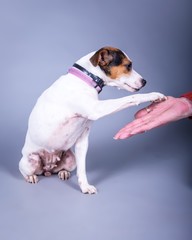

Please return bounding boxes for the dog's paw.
[26,175,39,184]
[149,92,166,102]
[80,184,97,194]
[58,170,70,180]
[44,171,52,177]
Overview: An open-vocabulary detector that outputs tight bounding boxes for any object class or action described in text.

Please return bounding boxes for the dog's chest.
[49,114,91,150]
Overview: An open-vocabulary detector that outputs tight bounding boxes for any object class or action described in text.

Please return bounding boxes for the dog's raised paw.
[81,184,97,194]
[149,92,166,102]
[58,170,70,180]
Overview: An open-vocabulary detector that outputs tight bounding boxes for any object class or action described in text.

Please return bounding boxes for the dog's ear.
[90,48,113,67]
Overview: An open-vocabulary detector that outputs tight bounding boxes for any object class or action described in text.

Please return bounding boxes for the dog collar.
[68,63,105,93]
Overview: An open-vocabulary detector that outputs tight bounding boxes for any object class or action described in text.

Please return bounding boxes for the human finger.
[113,117,148,139]
[117,110,172,139]
[135,101,162,119]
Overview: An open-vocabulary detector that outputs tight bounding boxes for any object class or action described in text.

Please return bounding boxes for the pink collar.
[68,63,105,93]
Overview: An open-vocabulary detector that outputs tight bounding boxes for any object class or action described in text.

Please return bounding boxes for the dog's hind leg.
[52,149,76,180]
[19,153,43,183]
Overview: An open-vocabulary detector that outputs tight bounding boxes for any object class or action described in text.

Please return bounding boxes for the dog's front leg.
[88,92,166,120]
[75,126,97,194]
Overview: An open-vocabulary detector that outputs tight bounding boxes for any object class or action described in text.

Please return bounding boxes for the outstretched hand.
[114,96,192,140]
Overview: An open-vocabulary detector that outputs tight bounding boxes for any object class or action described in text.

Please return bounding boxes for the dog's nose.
[141,79,147,86]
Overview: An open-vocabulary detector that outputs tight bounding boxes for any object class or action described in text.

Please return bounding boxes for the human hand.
[114,96,192,140]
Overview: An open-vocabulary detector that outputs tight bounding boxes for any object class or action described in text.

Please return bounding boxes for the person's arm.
[114,93,192,140]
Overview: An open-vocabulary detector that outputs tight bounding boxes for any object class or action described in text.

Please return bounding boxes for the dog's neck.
[68,63,105,93]
[68,52,110,93]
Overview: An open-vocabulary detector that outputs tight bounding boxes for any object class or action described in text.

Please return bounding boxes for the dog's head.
[90,47,146,92]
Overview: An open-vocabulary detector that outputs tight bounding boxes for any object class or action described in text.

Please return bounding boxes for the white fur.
[19,50,165,194]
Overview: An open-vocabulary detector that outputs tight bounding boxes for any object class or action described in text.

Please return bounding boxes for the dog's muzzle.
[141,79,147,87]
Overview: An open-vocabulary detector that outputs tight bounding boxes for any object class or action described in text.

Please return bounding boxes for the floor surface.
[1,120,192,240]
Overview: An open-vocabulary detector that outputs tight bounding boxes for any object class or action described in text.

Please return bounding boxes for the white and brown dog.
[19,47,165,194]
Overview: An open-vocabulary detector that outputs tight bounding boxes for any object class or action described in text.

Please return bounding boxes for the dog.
[19,46,165,194]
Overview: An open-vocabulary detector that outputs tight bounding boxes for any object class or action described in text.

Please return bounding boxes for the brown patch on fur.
[90,46,132,79]
[90,47,115,67]
[109,58,132,79]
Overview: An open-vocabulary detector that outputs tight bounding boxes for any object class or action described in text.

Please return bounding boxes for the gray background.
[0,0,192,239]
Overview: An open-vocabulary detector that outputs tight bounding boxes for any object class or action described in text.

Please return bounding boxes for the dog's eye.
[126,63,132,71]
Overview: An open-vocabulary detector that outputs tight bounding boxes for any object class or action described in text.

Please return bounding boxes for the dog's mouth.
[124,83,140,92]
